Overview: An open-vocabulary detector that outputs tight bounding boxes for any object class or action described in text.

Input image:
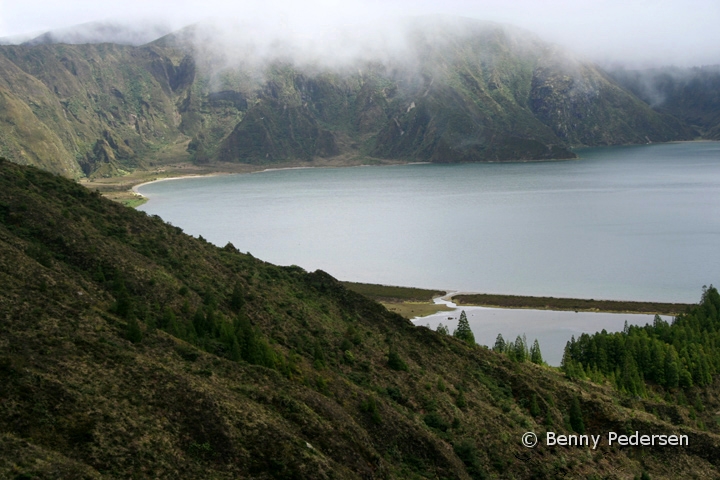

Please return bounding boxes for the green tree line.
[562,286,720,396]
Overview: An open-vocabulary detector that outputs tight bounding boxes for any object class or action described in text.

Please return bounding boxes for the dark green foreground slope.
[2,159,720,479]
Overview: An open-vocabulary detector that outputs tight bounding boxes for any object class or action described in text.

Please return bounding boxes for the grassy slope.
[0,54,80,176]
[341,282,446,303]
[2,160,720,478]
[0,43,192,178]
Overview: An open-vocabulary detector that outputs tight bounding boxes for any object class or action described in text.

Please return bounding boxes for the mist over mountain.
[0,20,173,48]
[3,0,719,67]
[20,21,173,47]
[0,17,698,177]
[609,65,720,139]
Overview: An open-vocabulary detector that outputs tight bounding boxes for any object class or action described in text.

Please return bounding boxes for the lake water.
[138,142,719,362]
[138,141,720,305]
[413,300,669,366]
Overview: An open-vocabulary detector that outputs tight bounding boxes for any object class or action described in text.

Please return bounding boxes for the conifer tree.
[219,321,236,347]
[230,338,242,362]
[511,335,528,362]
[456,389,467,409]
[113,280,133,319]
[530,339,544,365]
[313,342,326,369]
[126,316,142,343]
[93,264,106,283]
[618,354,645,397]
[493,333,506,353]
[679,368,694,389]
[230,281,245,312]
[193,307,209,337]
[529,393,541,417]
[562,359,585,381]
[205,308,218,337]
[569,396,585,434]
[162,307,177,332]
[166,313,183,339]
[453,311,475,345]
[388,344,408,371]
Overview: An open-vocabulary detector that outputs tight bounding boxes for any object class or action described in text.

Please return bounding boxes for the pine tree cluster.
[562,286,720,395]
[492,333,544,365]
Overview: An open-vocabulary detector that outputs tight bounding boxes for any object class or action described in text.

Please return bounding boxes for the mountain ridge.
[0,17,697,179]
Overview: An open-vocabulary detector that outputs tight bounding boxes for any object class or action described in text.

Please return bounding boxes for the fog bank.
[1,0,718,67]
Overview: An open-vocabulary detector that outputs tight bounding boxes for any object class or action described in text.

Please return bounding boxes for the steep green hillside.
[369,21,690,163]
[0,42,194,178]
[2,159,720,478]
[610,65,720,139]
[0,18,696,178]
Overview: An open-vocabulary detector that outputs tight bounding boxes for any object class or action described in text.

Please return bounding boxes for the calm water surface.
[139,142,720,365]
[414,302,670,366]
[138,141,720,305]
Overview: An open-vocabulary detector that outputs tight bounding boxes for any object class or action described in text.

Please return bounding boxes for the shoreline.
[341,282,691,317]
[131,173,226,197]
[447,292,689,316]
[133,161,437,192]
[92,157,422,206]
[82,139,719,207]
[404,294,689,320]
[84,150,597,207]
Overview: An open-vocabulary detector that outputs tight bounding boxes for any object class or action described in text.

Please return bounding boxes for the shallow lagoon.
[413,302,670,366]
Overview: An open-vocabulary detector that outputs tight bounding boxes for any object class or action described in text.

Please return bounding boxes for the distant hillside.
[0,41,193,177]
[0,17,695,178]
[3,159,720,478]
[610,65,720,139]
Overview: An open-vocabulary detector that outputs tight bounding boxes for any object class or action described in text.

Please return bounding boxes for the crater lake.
[137,141,720,305]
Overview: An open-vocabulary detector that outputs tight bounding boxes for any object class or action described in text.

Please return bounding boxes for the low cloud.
[0,0,718,68]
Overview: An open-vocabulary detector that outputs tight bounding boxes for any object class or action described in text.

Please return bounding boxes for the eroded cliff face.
[0,42,196,178]
[529,62,691,146]
[0,18,694,178]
